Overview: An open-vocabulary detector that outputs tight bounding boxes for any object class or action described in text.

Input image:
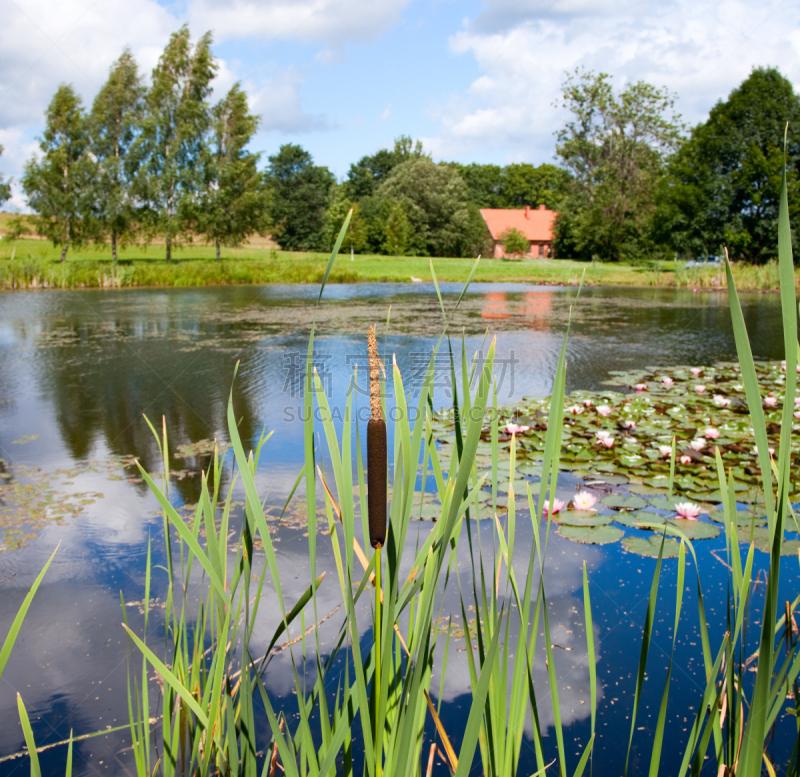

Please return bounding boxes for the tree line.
[5,26,799,264]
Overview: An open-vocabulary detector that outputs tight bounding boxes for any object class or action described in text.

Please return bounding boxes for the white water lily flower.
[658,445,672,457]
[595,430,612,441]
[713,395,730,407]
[695,385,706,393]
[623,420,636,429]
[680,455,692,464]
[764,395,778,407]
[597,404,612,416]
[567,405,583,414]
[572,491,598,511]
[705,427,719,439]
[689,438,706,451]
[543,498,565,516]
[583,398,592,408]
[662,377,674,386]
[690,368,703,376]
[675,502,701,520]
[634,383,648,392]
[754,445,775,457]
[505,422,530,435]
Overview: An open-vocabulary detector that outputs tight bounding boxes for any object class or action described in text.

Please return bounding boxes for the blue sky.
[1,0,799,210]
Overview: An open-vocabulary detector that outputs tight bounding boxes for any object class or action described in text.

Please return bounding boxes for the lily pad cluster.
[426,360,800,557]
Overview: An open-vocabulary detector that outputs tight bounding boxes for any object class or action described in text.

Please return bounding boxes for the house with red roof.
[480,204,557,259]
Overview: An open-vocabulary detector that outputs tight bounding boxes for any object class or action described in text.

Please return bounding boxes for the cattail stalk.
[367,325,387,549]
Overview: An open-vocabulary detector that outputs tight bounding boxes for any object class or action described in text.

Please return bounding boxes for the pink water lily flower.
[795,398,800,407]
[572,491,598,511]
[764,395,778,407]
[705,427,719,439]
[690,368,703,376]
[567,404,583,414]
[754,445,775,457]
[675,501,701,520]
[543,498,565,516]
[505,422,530,435]
[634,383,648,392]
[658,445,672,458]
[680,455,692,465]
[583,398,592,408]
[713,395,730,407]
[599,436,615,448]
[597,404,612,417]
[795,411,800,420]
[695,385,706,394]
[689,438,706,451]
[662,377,674,386]
[623,420,636,429]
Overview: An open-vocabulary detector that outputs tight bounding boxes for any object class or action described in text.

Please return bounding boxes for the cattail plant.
[367,324,387,549]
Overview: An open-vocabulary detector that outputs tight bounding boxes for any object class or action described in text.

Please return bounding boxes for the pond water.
[0,282,796,777]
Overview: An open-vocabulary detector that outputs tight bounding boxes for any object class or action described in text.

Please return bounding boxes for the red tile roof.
[480,205,556,242]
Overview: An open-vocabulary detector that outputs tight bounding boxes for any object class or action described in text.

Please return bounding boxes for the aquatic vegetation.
[8,169,800,777]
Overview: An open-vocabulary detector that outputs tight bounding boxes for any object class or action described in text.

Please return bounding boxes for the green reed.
[8,161,800,777]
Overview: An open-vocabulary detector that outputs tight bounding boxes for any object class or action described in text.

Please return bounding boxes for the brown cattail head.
[366,325,387,548]
[368,324,382,422]
[367,418,387,549]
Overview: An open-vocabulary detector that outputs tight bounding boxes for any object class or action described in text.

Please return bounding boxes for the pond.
[0,282,796,777]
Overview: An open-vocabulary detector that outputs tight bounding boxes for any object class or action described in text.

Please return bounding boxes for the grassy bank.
[0,237,795,290]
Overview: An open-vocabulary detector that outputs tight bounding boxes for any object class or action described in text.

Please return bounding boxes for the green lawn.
[0,237,789,290]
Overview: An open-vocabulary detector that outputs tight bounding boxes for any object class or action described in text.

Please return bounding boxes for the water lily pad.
[627,484,669,496]
[495,478,534,494]
[557,524,624,545]
[600,494,649,510]
[708,510,767,527]
[581,473,630,486]
[666,519,720,540]
[622,536,682,558]
[554,510,612,527]
[734,526,800,555]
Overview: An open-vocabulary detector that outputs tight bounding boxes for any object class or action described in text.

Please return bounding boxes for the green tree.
[456,162,571,210]
[656,67,800,263]
[500,227,529,257]
[0,146,11,207]
[22,85,94,262]
[345,135,427,199]
[138,26,217,261]
[503,163,570,209]
[554,69,682,261]
[456,163,505,208]
[199,83,266,259]
[265,144,334,251]
[376,158,483,257]
[324,184,366,257]
[88,49,144,262]
[383,202,410,256]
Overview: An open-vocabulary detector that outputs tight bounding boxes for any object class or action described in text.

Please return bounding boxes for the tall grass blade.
[0,544,58,679]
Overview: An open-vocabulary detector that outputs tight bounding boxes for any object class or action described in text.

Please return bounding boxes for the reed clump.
[6,169,800,777]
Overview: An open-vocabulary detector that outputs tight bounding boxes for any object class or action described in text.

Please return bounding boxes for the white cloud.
[0,128,39,211]
[249,67,331,133]
[189,0,411,52]
[378,102,392,123]
[423,0,800,163]
[0,0,178,128]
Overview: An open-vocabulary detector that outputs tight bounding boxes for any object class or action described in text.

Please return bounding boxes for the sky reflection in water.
[0,283,794,776]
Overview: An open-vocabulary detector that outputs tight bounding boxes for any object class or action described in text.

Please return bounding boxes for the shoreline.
[0,239,792,292]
